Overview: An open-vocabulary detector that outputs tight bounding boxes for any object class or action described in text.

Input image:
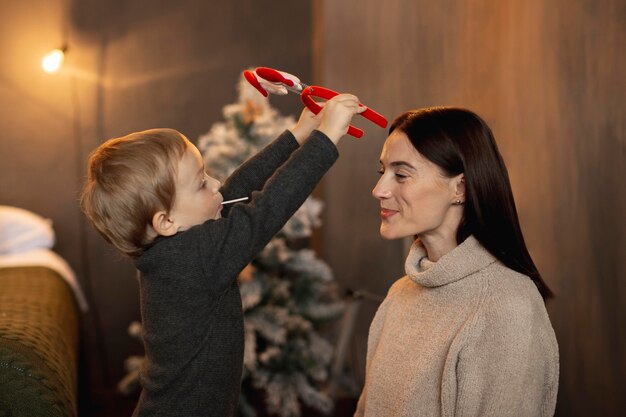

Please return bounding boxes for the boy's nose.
[210,178,221,193]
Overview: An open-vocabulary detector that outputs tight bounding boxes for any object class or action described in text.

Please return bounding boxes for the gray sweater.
[133,130,338,417]
[355,236,559,417]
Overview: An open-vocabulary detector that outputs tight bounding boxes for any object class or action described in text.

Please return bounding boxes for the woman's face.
[372,130,463,240]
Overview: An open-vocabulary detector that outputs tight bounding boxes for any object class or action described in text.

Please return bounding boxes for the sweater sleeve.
[446,282,559,417]
[219,130,298,217]
[193,130,338,292]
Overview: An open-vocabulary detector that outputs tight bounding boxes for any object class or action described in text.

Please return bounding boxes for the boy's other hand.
[290,106,322,145]
[318,94,366,144]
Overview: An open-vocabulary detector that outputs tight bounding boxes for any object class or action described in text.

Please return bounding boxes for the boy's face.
[167,144,223,232]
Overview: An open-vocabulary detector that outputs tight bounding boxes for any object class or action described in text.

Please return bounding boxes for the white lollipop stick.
[221,197,249,205]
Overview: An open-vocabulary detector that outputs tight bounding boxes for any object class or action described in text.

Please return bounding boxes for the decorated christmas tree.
[118,74,345,417]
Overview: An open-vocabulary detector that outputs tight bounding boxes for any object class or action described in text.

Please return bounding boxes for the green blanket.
[0,266,79,417]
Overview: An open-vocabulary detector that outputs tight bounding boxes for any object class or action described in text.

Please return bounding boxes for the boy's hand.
[290,106,321,145]
[317,94,366,144]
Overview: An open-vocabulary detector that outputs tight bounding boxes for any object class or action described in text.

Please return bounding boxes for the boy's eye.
[200,178,207,188]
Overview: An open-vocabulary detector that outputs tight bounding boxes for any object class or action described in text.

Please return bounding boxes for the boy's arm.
[219,107,321,210]
[194,130,337,291]
[195,94,361,291]
[219,130,299,211]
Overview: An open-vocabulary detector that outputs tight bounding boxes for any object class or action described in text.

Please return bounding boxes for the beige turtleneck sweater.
[354,236,559,417]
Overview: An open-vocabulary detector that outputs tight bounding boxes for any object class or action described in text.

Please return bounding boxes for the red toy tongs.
[243,67,387,138]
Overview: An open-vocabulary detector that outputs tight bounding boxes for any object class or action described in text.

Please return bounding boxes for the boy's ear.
[152,210,177,237]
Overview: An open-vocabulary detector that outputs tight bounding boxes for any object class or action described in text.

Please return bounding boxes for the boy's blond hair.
[80,128,191,257]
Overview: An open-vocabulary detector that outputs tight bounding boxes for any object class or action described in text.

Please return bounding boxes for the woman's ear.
[453,173,465,203]
[152,210,178,237]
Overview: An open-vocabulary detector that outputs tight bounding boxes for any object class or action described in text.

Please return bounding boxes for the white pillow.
[0,205,55,254]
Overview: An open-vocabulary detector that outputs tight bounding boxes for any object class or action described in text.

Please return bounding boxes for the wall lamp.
[42,45,68,73]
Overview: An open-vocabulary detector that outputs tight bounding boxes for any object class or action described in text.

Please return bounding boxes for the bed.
[0,206,87,417]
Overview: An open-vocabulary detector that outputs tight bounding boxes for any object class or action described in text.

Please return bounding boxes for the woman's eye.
[395,173,408,180]
[377,169,384,175]
[200,179,207,188]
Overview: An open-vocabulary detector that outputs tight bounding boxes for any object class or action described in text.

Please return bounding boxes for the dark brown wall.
[316,1,625,416]
[0,0,312,406]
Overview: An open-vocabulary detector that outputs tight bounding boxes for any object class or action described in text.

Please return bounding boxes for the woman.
[355,107,559,417]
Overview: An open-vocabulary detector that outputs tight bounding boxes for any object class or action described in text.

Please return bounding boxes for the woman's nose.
[372,178,391,200]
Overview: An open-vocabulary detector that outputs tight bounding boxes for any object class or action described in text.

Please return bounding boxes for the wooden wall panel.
[316,1,625,415]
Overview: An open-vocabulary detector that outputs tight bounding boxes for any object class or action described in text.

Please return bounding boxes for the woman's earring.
[453,199,462,205]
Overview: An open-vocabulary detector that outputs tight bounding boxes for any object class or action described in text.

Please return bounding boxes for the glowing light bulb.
[42,48,65,73]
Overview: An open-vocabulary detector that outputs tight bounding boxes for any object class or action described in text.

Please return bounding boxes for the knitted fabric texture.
[0,266,79,417]
[355,236,559,417]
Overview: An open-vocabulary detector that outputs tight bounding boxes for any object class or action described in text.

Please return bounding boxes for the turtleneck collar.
[405,235,497,288]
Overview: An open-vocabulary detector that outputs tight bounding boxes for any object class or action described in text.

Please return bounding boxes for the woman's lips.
[380,208,398,219]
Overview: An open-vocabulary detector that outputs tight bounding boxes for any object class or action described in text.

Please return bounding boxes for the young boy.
[81,94,364,416]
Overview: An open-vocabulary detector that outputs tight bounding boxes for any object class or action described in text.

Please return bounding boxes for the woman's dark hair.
[390,107,553,300]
